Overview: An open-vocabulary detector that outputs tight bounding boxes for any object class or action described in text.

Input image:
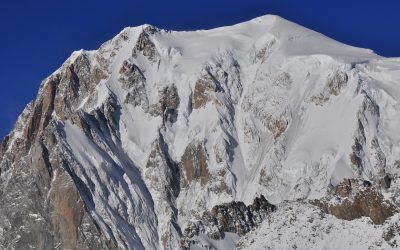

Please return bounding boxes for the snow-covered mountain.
[1,15,400,249]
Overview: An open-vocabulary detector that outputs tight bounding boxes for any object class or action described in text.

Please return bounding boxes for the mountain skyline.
[1,14,400,249]
[1,0,400,139]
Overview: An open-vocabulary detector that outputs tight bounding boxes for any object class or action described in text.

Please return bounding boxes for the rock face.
[311,71,348,105]
[192,73,218,109]
[180,142,211,187]
[119,60,149,110]
[312,179,398,224]
[181,195,276,249]
[0,125,113,250]
[0,50,112,250]
[133,25,160,63]
[150,84,180,123]
[2,15,400,249]
[144,135,181,249]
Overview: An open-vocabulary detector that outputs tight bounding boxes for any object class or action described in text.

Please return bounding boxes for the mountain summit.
[1,15,400,249]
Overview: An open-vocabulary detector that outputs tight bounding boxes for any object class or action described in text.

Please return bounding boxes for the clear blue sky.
[1,0,400,139]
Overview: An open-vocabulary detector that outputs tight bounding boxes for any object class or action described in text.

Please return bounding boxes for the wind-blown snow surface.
[237,202,400,250]
[2,15,400,249]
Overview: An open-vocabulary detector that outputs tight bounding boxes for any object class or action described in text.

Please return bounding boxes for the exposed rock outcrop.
[181,195,276,249]
[311,70,349,105]
[54,52,107,119]
[0,126,113,250]
[180,142,211,187]
[23,79,56,148]
[150,84,180,123]
[132,25,160,63]
[145,135,182,249]
[253,39,276,64]
[119,60,149,111]
[312,179,398,224]
[192,73,218,109]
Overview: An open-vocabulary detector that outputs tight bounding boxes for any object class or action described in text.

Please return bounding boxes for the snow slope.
[237,202,400,250]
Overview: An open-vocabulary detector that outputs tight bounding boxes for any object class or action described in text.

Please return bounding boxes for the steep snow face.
[1,14,400,249]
